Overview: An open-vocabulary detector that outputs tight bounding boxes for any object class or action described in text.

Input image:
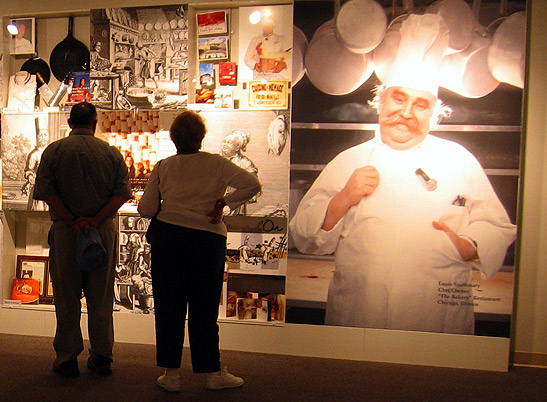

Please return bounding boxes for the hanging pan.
[21,56,51,89]
[334,0,387,54]
[304,20,372,95]
[20,25,51,88]
[487,11,526,89]
[49,16,90,81]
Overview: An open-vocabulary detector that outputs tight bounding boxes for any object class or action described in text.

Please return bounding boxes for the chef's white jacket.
[289,134,516,334]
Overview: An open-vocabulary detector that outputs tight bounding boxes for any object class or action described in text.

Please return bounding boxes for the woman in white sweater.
[138,111,261,392]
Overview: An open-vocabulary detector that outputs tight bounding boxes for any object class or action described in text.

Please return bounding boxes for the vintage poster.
[198,36,229,61]
[1,112,50,210]
[286,0,526,338]
[197,11,228,36]
[116,214,152,313]
[68,71,91,102]
[248,80,289,109]
[90,5,189,110]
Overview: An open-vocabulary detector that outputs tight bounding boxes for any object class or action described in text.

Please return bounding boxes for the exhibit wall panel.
[0,0,546,369]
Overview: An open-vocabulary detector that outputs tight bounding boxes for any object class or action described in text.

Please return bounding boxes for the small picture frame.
[10,18,35,55]
[197,11,228,35]
[199,63,216,89]
[198,36,229,61]
[16,255,52,302]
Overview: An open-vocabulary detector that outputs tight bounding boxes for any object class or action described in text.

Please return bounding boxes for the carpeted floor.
[1,333,546,402]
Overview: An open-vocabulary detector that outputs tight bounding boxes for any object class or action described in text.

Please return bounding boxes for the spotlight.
[7,23,18,36]
[249,11,261,25]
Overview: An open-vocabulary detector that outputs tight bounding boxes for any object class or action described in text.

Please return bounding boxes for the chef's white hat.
[385,13,449,96]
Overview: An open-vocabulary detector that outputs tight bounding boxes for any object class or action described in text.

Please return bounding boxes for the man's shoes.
[87,355,112,375]
[157,371,181,392]
[53,359,80,378]
[206,367,244,390]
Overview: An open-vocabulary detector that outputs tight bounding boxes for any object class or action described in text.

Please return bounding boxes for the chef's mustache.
[379,114,417,129]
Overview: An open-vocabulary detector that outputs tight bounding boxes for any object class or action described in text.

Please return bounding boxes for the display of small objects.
[98,110,161,167]
[98,109,160,133]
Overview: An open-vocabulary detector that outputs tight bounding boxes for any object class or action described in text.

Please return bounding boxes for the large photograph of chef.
[288,0,525,336]
[239,5,293,81]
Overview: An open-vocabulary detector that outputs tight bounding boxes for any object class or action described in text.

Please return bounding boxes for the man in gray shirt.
[34,102,131,377]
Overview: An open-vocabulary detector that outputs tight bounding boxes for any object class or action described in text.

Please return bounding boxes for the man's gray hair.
[368,84,452,128]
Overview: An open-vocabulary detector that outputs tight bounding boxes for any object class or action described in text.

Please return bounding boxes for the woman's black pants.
[150,219,225,373]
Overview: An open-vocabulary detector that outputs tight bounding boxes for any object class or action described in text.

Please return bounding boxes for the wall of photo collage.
[1,3,292,325]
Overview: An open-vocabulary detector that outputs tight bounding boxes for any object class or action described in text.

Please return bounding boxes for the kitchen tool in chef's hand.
[21,56,51,88]
[49,16,90,82]
[415,168,437,191]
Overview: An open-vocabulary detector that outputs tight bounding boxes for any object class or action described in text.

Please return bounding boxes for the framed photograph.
[10,18,35,55]
[198,36,229,61]
[197,11,227,35]
[16,255,49,300]
[199,63,216,89]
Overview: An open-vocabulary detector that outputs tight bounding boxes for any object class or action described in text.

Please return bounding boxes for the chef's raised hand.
[432,221,479,261]
[322,166,379,231]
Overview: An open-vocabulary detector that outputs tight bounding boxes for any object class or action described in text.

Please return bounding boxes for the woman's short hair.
[170,110,207,154]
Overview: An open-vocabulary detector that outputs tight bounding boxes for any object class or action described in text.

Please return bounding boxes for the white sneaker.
[206,366,244,390]
[157,371,181,392]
